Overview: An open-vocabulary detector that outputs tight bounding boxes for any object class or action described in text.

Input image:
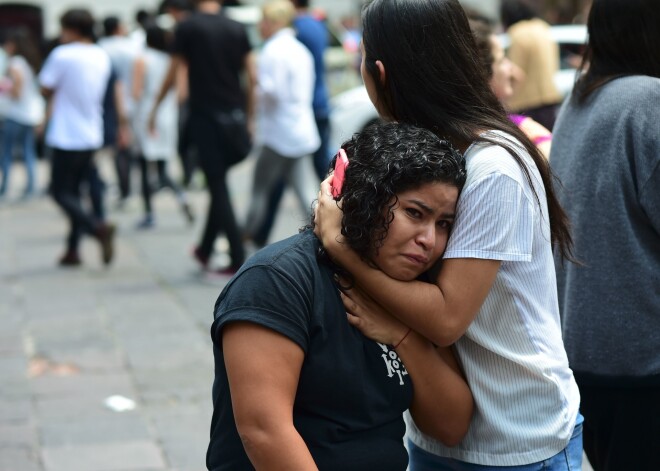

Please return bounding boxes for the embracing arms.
[342,289,473,445]
[316,178,500,347]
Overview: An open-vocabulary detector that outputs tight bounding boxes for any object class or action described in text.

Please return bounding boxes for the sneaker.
[96,223,116,265]
[58,251,82,267]
[192,246,210,270]
[136,215,155,230]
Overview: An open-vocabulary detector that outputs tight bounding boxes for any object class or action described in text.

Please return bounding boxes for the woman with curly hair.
[206,121,471,471]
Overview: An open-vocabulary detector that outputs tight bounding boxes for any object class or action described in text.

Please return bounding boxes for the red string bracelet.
[393,328,412,349]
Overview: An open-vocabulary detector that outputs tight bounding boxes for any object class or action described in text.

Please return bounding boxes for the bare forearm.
[244,52,257,122]
[395,333,473,446]
[240,424,318,470]
[338,249,457,345]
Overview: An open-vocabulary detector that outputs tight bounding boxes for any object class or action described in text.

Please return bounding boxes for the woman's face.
[372,182,459,281]
[489,35,515,101]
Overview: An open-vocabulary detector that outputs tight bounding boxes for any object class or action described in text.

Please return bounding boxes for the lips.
[403,254,430,265]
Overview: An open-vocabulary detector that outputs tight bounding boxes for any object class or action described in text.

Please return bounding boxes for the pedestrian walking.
[250,0,332,247]
[150,0,255,275]
[132,22,193,229]
[39,9,116,267]
[0,28,44,199]
[242,0,319,246]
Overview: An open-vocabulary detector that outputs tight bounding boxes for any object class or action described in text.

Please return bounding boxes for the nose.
[416,223,435,251]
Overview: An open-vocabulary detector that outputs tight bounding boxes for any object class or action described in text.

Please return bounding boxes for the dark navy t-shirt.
[206,230,413,471]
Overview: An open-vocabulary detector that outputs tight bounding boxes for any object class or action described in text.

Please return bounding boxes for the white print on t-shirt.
[377,343,409,386]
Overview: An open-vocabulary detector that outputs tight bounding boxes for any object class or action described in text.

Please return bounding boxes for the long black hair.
[361,0,573,259]
[573,0,660,103]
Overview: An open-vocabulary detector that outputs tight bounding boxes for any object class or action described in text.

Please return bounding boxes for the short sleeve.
[444,172,534,261]
[38,48,61,89]
[211,266,311,353]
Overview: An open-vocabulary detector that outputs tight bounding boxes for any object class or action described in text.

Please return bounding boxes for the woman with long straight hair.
[551,0,660,469]
[314,0,582,469]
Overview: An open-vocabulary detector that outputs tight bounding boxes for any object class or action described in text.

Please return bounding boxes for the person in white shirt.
[313,1,582,470]
[0,27,44,199]
[242,0,320,243]
[39,9,116,267]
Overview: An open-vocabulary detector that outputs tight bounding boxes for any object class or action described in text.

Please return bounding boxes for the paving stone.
[30,372,136,398]
[41,441,167,471]
[0,421,38,449]
[35,395,129,422]
[0,355,28,379]
[0,447,43,471]
[40,414,151,447]
[0,398,32,422]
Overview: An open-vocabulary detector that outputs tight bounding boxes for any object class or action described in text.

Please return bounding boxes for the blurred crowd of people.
[0,0,337,272]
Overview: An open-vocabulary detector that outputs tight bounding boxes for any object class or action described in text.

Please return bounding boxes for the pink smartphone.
[331,148,349,198]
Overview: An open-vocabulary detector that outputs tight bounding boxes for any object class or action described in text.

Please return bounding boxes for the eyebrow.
[408,199,456,219]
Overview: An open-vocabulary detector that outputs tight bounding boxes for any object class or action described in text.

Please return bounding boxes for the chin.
[388,269,423,282]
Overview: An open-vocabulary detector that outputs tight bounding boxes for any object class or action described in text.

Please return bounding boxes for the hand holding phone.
[331,148,349,198]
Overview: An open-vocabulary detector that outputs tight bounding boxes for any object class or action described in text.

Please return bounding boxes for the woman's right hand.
[314,176,345,256]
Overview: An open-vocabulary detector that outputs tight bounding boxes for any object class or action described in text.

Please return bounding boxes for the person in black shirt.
[150,0,255,274]
[207,122,472,471]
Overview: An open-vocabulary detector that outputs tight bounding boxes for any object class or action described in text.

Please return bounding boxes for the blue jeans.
[409,414,584,471]
[0,118,37,195]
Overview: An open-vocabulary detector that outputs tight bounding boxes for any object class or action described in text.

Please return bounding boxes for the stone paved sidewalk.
[0,155,309,471]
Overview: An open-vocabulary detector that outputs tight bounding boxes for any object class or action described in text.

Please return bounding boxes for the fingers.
[340,291,361,317]
[320,177,333,198]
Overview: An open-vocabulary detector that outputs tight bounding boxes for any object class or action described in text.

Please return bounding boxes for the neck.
[197,1,220,14]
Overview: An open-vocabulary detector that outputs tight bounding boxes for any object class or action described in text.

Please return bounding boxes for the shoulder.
[213,232,323,322]
[9,55,27,67]
[464,132,530,182]
[45,44,69,61]
[602,76,660,104]
[239,231,320,281]
[568,76,660,128]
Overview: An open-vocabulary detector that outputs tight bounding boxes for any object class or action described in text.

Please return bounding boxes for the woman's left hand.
[341,285,410,346]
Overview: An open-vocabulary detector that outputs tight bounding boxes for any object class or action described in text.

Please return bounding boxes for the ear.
[375,60,386,85]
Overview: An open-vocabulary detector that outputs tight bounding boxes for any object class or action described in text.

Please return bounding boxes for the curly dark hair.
[321,121,466,265]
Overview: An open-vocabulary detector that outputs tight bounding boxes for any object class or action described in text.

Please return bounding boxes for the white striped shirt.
[406,132,580,466]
